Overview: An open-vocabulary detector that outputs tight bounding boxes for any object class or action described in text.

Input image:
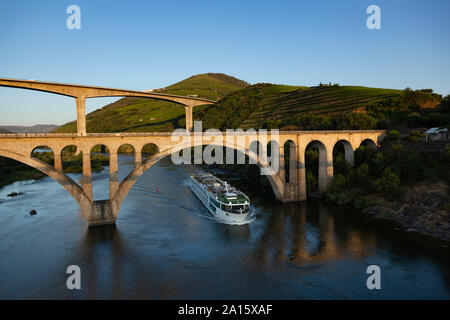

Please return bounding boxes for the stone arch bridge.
[0,78,386,226]
[0,131,385,226]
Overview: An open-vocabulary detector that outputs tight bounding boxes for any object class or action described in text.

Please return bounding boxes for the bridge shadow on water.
[63,198,450,299]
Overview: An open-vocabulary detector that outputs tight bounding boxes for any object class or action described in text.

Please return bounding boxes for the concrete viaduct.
[0,78,215,133]
[0,78,386,227]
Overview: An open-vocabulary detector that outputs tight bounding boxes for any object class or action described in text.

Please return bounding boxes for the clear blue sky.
[1,0,449,126]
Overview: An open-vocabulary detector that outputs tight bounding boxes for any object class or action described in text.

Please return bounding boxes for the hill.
[54,73,447,133]
[0,124,59,133]
[55,73,249,133]
[197,83,403,130]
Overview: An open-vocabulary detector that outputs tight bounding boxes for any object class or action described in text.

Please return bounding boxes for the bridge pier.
[81,150,93,201]
[318,150,333,192]
[54,152,62,172]
[109,152,119,200]
[76,96,87,136]
[86,200,117,227]
[185,105,193,132]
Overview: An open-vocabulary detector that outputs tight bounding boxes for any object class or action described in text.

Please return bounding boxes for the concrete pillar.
[318,147,333,193]
[279,146,285,184]
[109,152,119,200]
[76,96,87,136]
[289,143,297,184]
[344,145,354,166]
[134,150,142,165]
[185,105,193,132]
[88,200,116,227]
[81,151,93,201]
[54,153,62,172]
[298,148,307,201]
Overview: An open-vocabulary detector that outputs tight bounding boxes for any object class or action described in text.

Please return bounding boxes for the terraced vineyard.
[54,73,404,133]
[240,85,402,129]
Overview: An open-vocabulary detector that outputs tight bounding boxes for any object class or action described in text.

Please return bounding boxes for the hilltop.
[55,73,248,133]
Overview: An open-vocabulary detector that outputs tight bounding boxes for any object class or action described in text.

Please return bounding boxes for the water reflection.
[0,155,448,299]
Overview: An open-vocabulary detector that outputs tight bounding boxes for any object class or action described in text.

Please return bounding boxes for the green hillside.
[55,73,249,133]
[197,83,403,130]
[55,73,447,133]
[240,85,402,129]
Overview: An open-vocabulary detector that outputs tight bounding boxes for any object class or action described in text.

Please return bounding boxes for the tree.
[374,167,401,200]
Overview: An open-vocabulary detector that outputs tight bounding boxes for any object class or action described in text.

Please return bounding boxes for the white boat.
[189,171,253,224]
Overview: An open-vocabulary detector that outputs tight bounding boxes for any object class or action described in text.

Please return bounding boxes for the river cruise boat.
[189,172,253,224]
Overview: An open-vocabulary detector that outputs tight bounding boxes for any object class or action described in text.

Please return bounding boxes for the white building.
[425,127,449,141]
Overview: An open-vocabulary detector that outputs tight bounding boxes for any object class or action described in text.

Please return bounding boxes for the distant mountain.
[0,128,11,133]
[55,73,249,133]
[0,124,59,133]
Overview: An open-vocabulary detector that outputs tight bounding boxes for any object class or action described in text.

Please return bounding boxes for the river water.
[0,155,448,299]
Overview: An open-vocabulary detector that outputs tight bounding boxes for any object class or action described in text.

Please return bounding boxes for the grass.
[54,73,404,133]
[240,85,401,129]
[55,73,248,133]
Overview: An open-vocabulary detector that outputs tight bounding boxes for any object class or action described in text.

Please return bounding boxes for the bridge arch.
[333,139,355,168]
[304,140,330,193]
[30,145,54,164]
[112,140,285,219]
[0,148,92,218]
[359,138,378,150]
[283,140,297,184]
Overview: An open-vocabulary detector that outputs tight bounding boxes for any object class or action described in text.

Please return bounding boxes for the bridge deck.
[0,130,386,138]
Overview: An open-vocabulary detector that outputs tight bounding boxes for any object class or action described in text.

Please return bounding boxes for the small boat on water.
[189,171,253,224]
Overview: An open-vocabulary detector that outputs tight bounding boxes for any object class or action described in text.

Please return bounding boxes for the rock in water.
[7,192,24,197]
[29,210,37,216]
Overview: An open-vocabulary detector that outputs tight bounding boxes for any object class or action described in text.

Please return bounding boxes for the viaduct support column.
[345,145,355,166]
[76,96,87,136]
[81,149,116,227]
[185,105,194,132]
[81,150,93,201]
[289,142,297,183]
[318,147,333,193]
[298,148,307,201]
[54,152,62,172]
[109,152,119,200]
[278,146,285,184]
[134,149,143,175]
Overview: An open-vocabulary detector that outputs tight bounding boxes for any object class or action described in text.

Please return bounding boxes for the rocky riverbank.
[362,182,450,241]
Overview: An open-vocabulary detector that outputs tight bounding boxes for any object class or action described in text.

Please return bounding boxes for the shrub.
[306,170,317,193]
[387,130,400,140]
[408,130,422,141]
[374,167,401,200]
[329,174,347,193]
[443,202,450,212]
[354,163,370,187]
[353,196,377,209]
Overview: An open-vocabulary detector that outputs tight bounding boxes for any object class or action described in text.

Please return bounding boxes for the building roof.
[425,127,448,134]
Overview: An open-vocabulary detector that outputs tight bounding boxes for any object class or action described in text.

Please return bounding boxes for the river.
[0,154,449,299]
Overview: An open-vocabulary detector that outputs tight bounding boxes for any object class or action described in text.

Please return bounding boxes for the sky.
[0,0,449,126]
